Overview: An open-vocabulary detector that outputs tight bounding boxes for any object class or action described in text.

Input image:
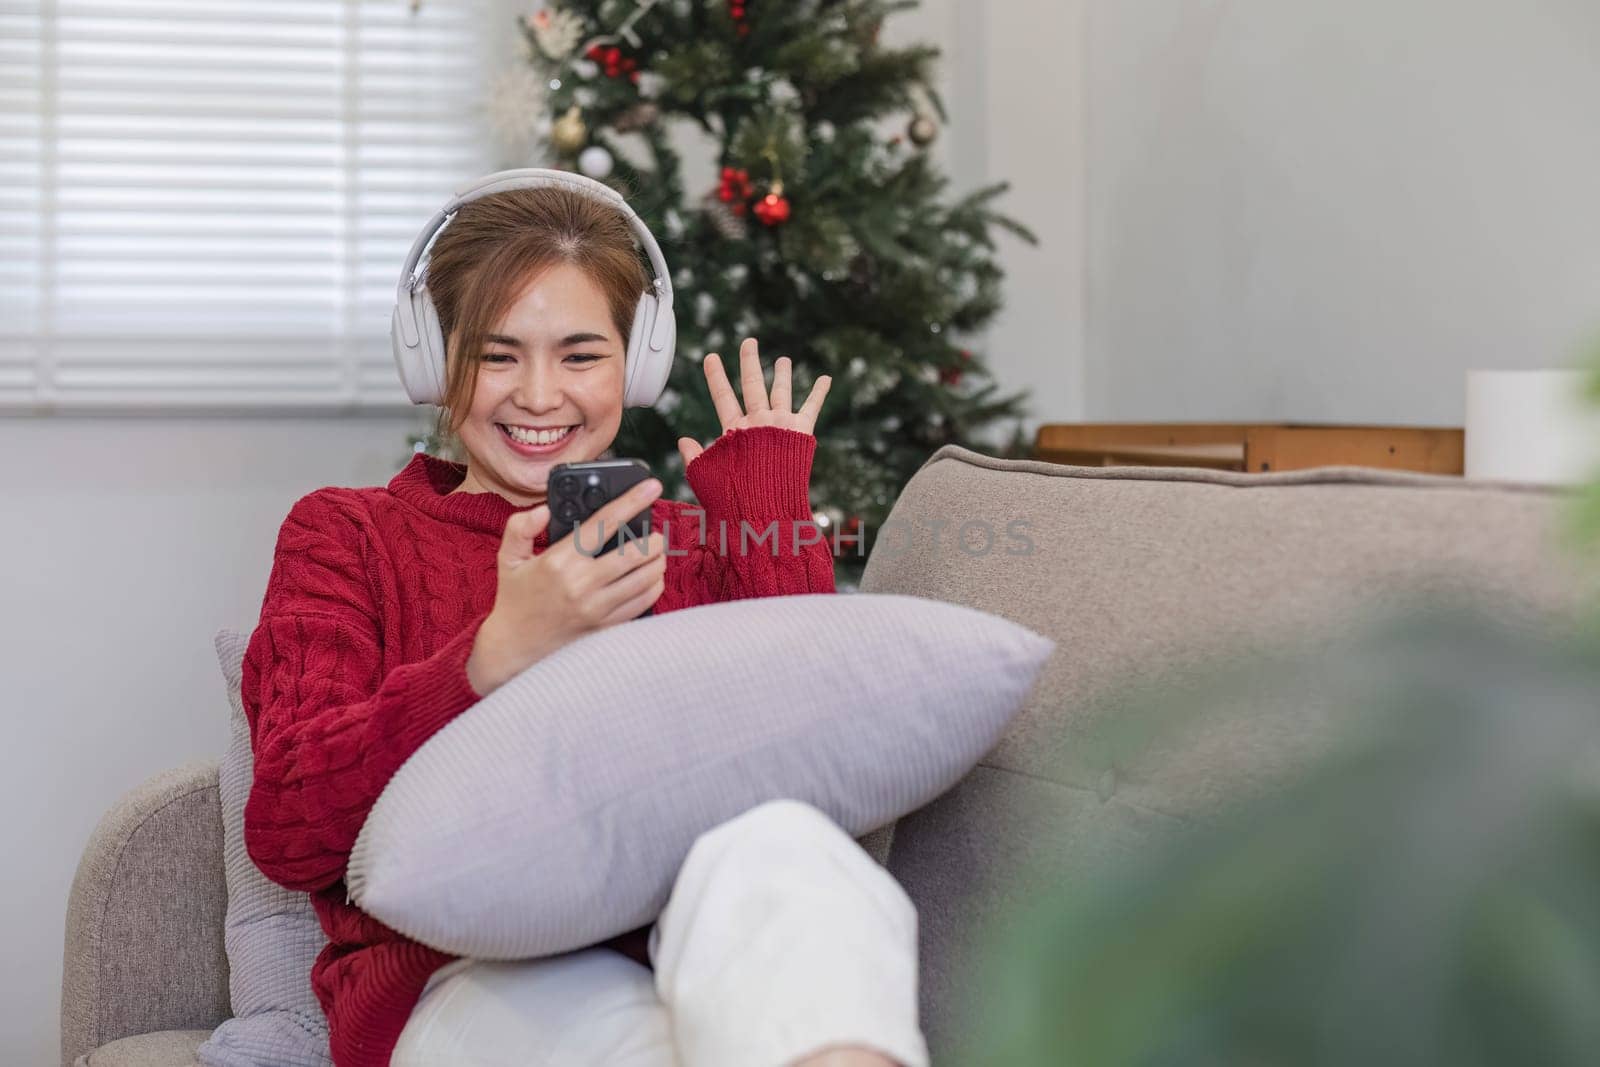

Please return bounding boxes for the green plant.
[1573,338,1600,554]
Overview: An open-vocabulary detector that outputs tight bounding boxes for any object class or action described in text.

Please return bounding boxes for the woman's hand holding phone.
[466,477,666,697]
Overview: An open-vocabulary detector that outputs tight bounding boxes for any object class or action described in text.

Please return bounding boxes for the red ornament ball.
[717,167,752,202]
[753,192,791,226]
[833,515,863,555]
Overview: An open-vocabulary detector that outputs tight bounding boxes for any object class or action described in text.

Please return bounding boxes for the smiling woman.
[237,172,911,1067]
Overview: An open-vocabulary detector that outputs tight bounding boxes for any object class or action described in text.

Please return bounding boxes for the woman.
[240,182,929,1067]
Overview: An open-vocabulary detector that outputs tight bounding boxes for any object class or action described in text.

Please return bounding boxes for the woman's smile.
[496,422,580,456]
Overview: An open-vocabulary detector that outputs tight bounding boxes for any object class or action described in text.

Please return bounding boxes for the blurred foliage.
[1572,337,1600,561]
[961,603,1600,1067]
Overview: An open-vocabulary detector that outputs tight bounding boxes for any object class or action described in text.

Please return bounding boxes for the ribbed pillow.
[347,592,1055,959]
[196,628,332,1067]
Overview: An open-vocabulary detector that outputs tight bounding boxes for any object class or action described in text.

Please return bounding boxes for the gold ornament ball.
[908,114,938,147]
[551,106,588,154]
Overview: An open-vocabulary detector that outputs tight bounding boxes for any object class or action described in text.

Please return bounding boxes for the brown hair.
[421,183,652,457]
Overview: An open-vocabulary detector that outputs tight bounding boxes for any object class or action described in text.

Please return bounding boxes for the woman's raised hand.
[676,336,832,469]
[467,478,667,697]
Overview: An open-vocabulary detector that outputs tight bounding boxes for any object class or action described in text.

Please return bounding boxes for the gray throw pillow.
[347,592,1055,960]
[196,628,333,1067]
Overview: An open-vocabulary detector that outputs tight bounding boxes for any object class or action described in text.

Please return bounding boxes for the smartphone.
[546,458,654,558]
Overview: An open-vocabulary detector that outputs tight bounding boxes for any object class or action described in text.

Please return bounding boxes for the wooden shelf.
[1034,423,1464,475]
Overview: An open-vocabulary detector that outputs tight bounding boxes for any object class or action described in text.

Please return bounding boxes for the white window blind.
[1,0,501,411]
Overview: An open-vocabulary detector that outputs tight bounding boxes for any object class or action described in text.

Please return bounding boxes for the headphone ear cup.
[416,288,447,406]
[624,294,657,408]
[391,295,442,406]
[390,302,418,403]
[623,294,677,408]
[649,302,676,401]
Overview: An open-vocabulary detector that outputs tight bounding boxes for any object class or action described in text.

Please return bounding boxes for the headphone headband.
[393,168,675,357]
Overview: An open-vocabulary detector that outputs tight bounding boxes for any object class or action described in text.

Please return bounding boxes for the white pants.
[390,799,930,1067]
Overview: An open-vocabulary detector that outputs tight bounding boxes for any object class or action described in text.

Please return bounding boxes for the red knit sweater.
[241,425,835,1067]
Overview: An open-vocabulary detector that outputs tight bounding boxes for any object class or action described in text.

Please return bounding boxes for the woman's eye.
[481,353,599,364]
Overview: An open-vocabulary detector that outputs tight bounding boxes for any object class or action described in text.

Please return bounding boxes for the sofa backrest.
[859,449,1600,1061]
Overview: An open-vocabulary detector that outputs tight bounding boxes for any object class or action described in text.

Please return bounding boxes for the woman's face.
[452,261,626,507]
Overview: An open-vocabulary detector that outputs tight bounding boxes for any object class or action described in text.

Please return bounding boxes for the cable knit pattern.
[241,425,833,1067]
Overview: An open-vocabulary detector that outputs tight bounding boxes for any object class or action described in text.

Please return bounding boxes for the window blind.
[1,0,501,411]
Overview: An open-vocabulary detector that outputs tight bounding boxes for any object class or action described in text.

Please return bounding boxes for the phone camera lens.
[555,499,581,523]
[554,474,578,496]
[581,485,607,511]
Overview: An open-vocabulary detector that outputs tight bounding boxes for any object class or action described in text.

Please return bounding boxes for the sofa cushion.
[346,591,1054,960]
[77,1029,212,1067]
[195,629,332,1067]
[859,451,1600,1061]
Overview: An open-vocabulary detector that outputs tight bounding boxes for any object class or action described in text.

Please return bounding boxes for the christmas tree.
[426,0,1038,588]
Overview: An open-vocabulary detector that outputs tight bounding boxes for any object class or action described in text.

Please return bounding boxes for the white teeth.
[502,424,573,445]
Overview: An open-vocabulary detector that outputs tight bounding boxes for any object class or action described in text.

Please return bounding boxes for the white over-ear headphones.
[390,168,677,409]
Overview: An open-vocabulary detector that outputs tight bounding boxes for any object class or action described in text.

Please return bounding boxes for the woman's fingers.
[561,479,661,560]
[701,352,744,429]
[795,373,832,431]
[597,552,667,622]
[595,530,665,578]
[771,355,792,413]
[738,337,769,415]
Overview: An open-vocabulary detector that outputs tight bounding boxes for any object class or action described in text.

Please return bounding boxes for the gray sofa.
[62,446,1596,1066]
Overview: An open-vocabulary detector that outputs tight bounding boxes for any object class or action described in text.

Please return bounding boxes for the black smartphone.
[546,458,654,558]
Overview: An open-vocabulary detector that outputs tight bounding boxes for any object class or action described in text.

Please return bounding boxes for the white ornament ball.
[636,71,665,98]
[572,58,599,80]
[577,145,614,179]
[770,77,798,105]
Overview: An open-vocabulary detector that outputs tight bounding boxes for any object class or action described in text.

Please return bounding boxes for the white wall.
[1084,0,1600,424]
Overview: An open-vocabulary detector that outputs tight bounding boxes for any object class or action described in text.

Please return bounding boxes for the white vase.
[1465,369,1600,486]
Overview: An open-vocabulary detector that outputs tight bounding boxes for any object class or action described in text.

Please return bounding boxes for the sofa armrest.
[61,760,231,1067]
